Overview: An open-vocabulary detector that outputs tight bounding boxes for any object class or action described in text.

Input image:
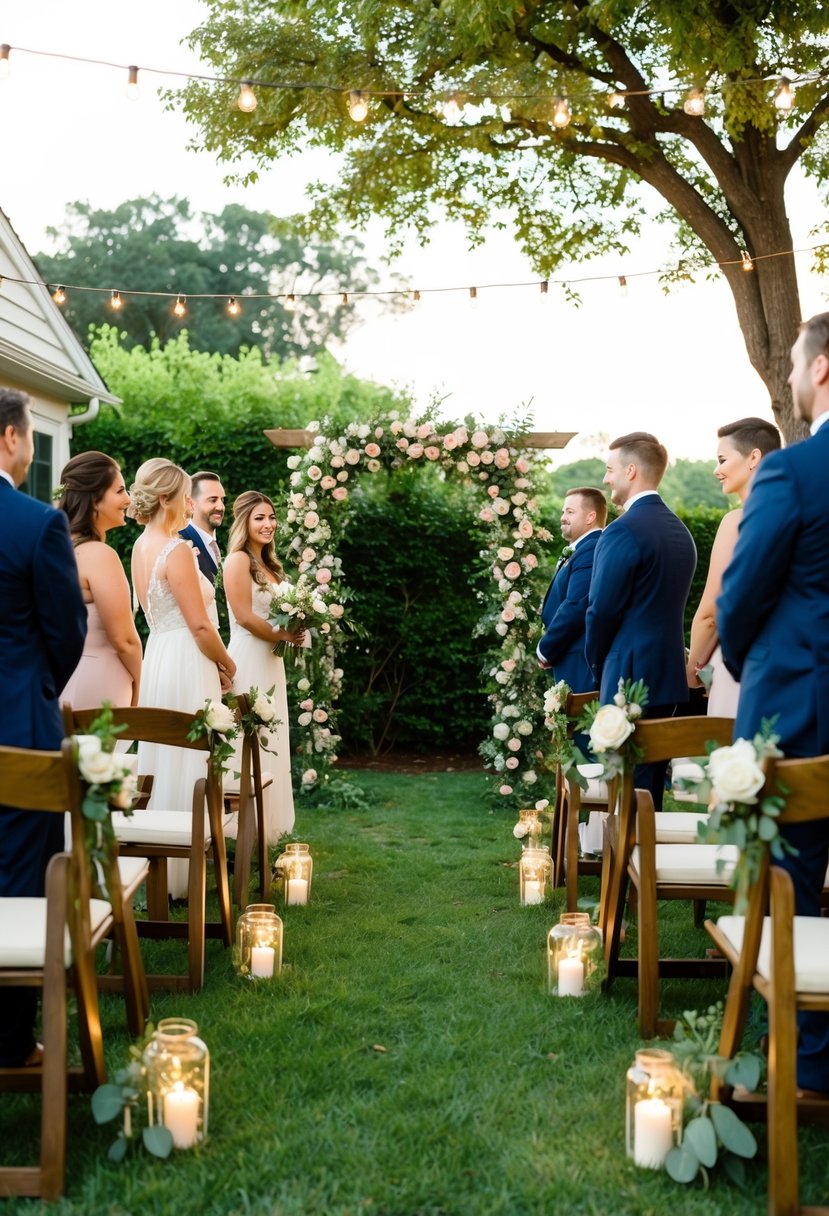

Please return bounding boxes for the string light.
[683,88,705,116]
[442,92,463,124]
[52,285,67,305]
[469,286,478,302]
[539,280,548,296]
[226,296,240,315]
[283,293,295,311]
[774,77,795,111]
[125,64,139,100]
[109,289,123,311]
[348,90,369,122]
[0,45,10,79]
[607,90,625,109]
[173,294,187,317]
[618,275,628,295]
[413,289,421,302]
[740,251,754,271]
[551,96,571,128]
[341,292,349,304]
[237,80,257,112]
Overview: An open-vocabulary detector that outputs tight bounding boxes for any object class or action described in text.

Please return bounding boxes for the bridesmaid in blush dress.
[686,417,781,716]
[224,491,305,843]
[58,451,142,709]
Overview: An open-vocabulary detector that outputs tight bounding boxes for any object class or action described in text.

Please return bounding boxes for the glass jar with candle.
[546,911,604,996]
[142,1018,209,1150]
[518,847,552,906]
[518,808,545,848]
[275,842,313,906]
[233,903,283,980]
[625,1048,685,1170]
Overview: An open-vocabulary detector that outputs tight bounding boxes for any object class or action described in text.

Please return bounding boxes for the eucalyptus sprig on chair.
[91,1025,173,1162]
[71,701,138,870]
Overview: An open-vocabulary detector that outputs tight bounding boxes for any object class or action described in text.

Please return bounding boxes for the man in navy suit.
[538,486,606,691]
[179,469,226,583]
[585,432,696,810]
[719,311,829,1095]
[0,388,87,1066]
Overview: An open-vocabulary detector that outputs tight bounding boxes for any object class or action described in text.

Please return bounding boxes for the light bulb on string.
[226,296,240,316]
[125,65,140,101]
[0,45,10,79]
[469,286,478,304]
[441,92,463,125]
[110,290,123,311]
[539,280,549,298]
[52,285,67,306]
[607,90,625,110]
[618,275,628,296]
[740,251,754,272]
[774,77,795,112]
[413,289,421,303]
[551,96,571,128]
[348,90,369,122]
[238,81,257,112]
[283,293,295,311]
[173,294,187,318]
[341,292,349,305]
[683,88,705,117]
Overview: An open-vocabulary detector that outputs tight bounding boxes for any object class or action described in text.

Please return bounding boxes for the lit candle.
[286,877,309,905]
[557,955,585,997]
[522,880,543,905]
[634,1096,673,1168]
[250,944,275,978]
[163,1083,200,1149]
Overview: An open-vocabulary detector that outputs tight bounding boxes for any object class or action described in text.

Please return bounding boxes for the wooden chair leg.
[233,788,255,907]
[565,793,580,913]
[146,859,169,920]
[636,866,660,1039]
[693,899,707,928]
[551,772,566,889]
[40,855,70,1200]
[187,849,207,993]
[767,868,800,1216]
[602,815,629,983]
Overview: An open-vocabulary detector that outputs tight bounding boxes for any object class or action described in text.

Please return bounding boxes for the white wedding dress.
[137,537,222,898]
[228,577,295,843]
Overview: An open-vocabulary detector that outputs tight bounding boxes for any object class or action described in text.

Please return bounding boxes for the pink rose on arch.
[501,659,516,672]
[479,506,495,523]
[492,566,503,580]
[480,450,494,465]
[367,459,381,472]
[504,562,522,580]
[523,553,539,569]
[403,421,417,438]
[337,470,349,482]
[307,466,322,481]
[313,708,329,723]
[499,784,513,796]
[329,603,345,618]
[320,475,337,490]
[300,698,314,711]
[390,420,403,435]
[494,499,510,516]
[408,443,424,459]
[515,457,529,474]
[332,487,348,501]
[443,433,458,450]
[501,607,516,622]
[304,511,319,528]
[466,451,481,467]
[518,519,533,538]
[315,568,332,584]
[424,446,440,461]
[417,423,433,440]
[507,738,522,752]
[396,437,409,450]
[506,757,519,770]
[364,442,381,458]
[330,455,345,469]
[494,448,511,470]
[487,485,499,499]
[345,449,361,465]
[301,547,316,562]
[374,426,384,438]
[471,430,489,448]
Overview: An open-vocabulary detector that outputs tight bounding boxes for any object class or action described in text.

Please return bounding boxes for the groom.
[0,388,87,1066]
[180,469,226,583]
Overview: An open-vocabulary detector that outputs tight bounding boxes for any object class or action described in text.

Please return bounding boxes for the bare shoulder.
[76,539,123,573]
[716,508,742,542]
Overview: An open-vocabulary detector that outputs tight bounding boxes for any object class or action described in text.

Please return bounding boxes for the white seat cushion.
[113,810,209,847]
[118,856,150,895]
[630,843,738,884]
[649,811,710,844]
[576,764,609,804]
[717,915,829,993]
[224,769,275,797]
[0,897,112,968]
[671,760,708,804]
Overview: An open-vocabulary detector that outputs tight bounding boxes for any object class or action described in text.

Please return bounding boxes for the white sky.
[2,0,826,462]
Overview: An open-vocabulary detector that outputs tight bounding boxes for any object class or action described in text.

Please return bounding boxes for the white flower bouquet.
[240,685,281,758]
[570,678,649,784]
[188,697,239,779]
[267,574,332,657]
[72,702,139,872]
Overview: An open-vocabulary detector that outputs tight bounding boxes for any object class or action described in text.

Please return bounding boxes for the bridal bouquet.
[72,702,138,868]
[188,698,239,779]
[267,574,332,657]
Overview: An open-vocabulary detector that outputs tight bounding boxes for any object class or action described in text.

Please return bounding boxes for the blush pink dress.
[61,599,134,710]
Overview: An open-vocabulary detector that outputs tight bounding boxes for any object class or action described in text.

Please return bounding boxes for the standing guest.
[537,486,606,690]
[0,388,86,1067]
[58,451,143,708]
[224,492,306,843]
[718,312,829,1097]
[585,432,696,810]
[685,418,780,716]
[179,470,226,584]
[130,459,235,898]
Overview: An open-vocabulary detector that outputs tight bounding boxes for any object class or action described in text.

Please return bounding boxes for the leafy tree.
[36,196,384,360]
[175,2,829,440]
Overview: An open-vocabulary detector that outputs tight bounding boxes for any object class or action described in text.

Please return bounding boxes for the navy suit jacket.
[0,478,87,750]
[718,424,829,757]
[179,523,219,584]
[538,530,600,691]
[585,495,696,705]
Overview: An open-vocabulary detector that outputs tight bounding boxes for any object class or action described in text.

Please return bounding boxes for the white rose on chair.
[588,704,635,754]
[252,692,278,723]
[204,700,236,736]
[707,739,765,805]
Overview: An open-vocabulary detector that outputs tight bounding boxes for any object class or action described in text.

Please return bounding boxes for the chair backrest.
[634,716,735,764]
[764,753,829,828]
[565,690,599,727]
[63,705,212,753]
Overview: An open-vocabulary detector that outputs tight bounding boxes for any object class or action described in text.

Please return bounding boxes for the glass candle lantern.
[625,1048,685,1169]
[275,842,313,906]
[518,847,552,906]
[142,1018,209,1150]
[233,903,283,980]
[546,911,604,996]
[518,808,545,847]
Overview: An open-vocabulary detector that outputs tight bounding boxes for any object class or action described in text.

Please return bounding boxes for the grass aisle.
[6,771,829,1214]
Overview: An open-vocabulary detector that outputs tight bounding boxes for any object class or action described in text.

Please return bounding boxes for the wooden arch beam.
[264,428,577,450]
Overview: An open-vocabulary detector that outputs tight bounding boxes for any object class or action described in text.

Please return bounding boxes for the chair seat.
[113,810,210,847]
[630,842,738,883]
[717,914,829,993]
[0,897,111,968]
[650,811,710,844]
[224,769,274,798]
[671,759,708,804]
[118,856,150,896]
[577,764,609,804]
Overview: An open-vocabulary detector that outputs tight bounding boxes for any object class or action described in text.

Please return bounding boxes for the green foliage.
[35,196,385,360]
[336,469,492,754]
[548,458,729,512]
[91,1025,174,1162]
[677,505,727,639]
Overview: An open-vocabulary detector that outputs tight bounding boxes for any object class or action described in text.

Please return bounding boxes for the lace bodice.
[229,576,289,637]
[142,537,217,634]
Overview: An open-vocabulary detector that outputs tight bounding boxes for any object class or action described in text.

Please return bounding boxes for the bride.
[223,491,305,842]
[129,458,236,898]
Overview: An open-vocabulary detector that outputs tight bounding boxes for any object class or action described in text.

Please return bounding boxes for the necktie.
[209,538,222,568]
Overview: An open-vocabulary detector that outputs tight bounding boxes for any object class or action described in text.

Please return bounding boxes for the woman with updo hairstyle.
[223,491,305,841]
[58,450,142,708]
[130,457,236,897]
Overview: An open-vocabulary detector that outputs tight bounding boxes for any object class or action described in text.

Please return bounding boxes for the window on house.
[22,431,54,503]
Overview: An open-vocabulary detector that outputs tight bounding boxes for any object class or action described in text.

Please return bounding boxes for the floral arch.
[279,412,562,805]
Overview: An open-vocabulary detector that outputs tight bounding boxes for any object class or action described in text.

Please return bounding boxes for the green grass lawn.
[4,770,829,1214]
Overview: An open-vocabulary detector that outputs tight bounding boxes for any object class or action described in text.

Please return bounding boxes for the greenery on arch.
[280,411,557,804]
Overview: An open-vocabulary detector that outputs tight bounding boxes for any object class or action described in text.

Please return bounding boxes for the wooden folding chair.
[224,694,273,907]
[0,742,109,1201]
[64,707,232,993]
[705,753,829,1215]
[601,716,736,1036]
